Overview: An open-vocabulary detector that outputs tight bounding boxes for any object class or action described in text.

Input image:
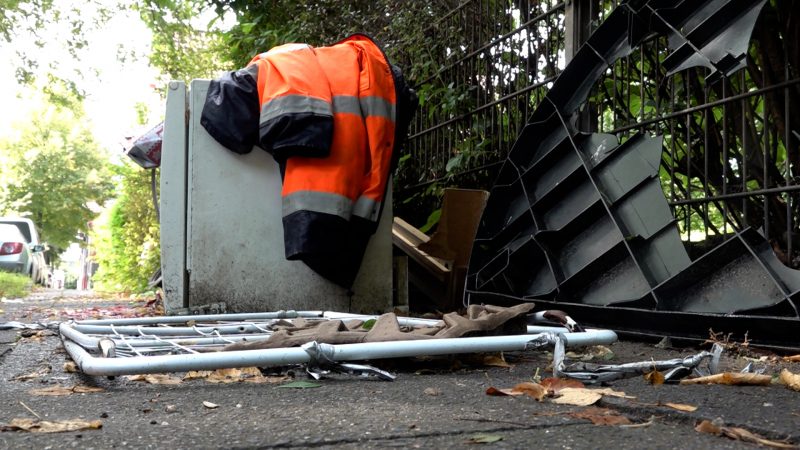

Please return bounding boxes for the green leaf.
[445,154,463,173]
[277,381,322,389]
[361,319,377,330]
[418,208,442,234]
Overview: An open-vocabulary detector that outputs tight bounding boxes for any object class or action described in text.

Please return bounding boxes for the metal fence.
[396,0,566,202]
[398,0,800,267]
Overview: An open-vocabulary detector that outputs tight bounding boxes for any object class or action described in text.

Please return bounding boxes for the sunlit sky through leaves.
[0,1,164,161]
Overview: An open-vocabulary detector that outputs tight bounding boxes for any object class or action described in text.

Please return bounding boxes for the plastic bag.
[126,122,164,169]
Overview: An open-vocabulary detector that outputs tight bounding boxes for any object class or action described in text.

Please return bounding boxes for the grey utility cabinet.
[159,80,393,314]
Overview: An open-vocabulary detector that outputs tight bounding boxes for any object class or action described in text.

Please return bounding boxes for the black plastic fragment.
[466,0,800,347]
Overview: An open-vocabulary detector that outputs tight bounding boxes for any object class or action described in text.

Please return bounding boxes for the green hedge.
[0,272,31,299]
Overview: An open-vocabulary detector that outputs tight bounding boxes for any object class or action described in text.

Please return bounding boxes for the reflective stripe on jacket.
[201,34,416,289]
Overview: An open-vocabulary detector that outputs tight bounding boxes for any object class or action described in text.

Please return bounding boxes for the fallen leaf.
[540,377,585,393]
[73,385,105,394]
[63,361,77,373]
[570,407,631,426]
[249,375,292,384]
[183,368,289,384]
[424,388,441,396]
[511,382,547,401]
[202,401,218,409]
[694,419,721,435]
[183,370,213,380]
[485,386,518,396]
[18,330,49,343]
[784,355,800,362]
[277,380,321,389]
[29,385,104,396]
[780,369,800,392]
[566,345,614,361]
[550,388,602,406]
[205,367,255,383]
[680,373,772,386]
[126,374,183,385]
[1,418,102,433]
[620,416,656,428]
[550,387,633,406]
[481,354,513,368]
[695,419,797,449]
[644,370,665,385]
[662,402,698,412]
[465,433,503,444]
[13,366,52,381]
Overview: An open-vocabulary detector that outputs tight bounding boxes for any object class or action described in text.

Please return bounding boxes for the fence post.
[564,0,592,64]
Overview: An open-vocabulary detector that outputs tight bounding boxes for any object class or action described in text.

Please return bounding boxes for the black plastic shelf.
[465,0,800,346]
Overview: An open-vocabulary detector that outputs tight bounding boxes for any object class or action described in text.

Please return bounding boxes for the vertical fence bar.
[741,70,748,226]
[722,77,729,235]
[786,61,794,264]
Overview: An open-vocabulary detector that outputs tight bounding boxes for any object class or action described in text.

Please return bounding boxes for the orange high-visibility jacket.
[201,34,416,288]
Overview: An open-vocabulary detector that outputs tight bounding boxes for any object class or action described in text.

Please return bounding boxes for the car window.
[0,224,26,242]
[0,221,32,243]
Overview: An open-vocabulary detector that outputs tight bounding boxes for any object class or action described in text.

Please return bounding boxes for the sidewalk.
[1,290,799,449]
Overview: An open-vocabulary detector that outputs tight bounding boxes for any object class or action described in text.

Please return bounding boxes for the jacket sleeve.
[255,45,334,162]
[200,64,261,154]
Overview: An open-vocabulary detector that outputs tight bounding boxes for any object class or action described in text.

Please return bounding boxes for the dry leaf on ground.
[540,377,585,393]
[779,369,800,392]
[63,361,78,373]
[486,382,547,400]
[486,383,629,406]
[1,418,102,433]
[13,366,52,381]
[183,367,289,384]
[644,370,665,385]
[551,388,602,406]
[565,345,614,361]
[570,407,631,426]
[465,433,503,444]
[662,402,698,412]
[485,386,518,397]
[680,373,772,386]
[551,387,633,406]
[481,354,513,368]
[18,330,50,343]
[784,355,800,362]
[183,370,213,380]
[695,419,797,449]
[29,385,104,396]
[424,387,442,396]
[511,382,547,401]
[126,374,183,385]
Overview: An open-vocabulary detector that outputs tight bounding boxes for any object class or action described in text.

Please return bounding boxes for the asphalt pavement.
[1,289,799,449]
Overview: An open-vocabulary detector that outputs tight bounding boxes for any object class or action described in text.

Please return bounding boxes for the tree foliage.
[135,0,229,84]
[0,0,114,97]
[0,86,114,252]
[91,162,160,293]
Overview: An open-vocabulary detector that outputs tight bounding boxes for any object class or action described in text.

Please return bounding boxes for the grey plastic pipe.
[62,329,617,376]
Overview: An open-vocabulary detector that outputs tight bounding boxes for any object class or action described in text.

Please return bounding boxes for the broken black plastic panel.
[466,0,800,347]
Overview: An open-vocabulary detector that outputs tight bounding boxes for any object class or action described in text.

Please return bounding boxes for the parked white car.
[0,224,32,275]
[0,217,47,284]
